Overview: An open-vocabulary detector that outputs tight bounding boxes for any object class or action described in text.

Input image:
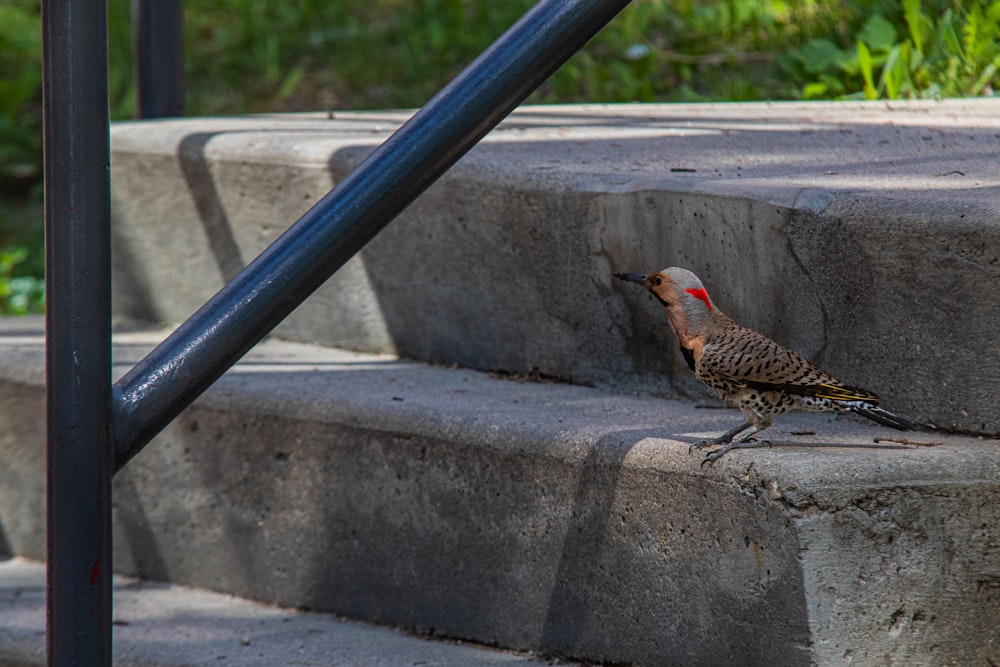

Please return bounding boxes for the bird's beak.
[614,272,648,286]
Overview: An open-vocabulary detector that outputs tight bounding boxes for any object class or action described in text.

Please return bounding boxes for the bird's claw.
[689,437,735,468]
[688,440,712,455]
[693,438,770,467]
[699,445,735,468]
[688,437,729,454]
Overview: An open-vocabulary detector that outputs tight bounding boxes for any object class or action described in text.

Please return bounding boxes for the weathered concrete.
[110,101,1000,435]
[0,557,553,666]
[1,318,997,665]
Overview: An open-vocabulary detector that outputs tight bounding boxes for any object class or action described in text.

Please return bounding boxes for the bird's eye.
[653,276,662,286]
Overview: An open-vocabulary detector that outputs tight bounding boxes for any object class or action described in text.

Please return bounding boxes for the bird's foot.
[696,438,771,468]
[688,436,730,454]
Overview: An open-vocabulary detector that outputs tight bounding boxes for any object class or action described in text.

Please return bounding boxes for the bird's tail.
[846,402,923,431]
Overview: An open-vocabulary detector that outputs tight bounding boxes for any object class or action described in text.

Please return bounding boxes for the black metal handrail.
[132,0,184,118]
[43,0,632,663]
[43,0,113,663]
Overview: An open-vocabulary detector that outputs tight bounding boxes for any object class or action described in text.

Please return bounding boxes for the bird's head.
[614,267,718,333]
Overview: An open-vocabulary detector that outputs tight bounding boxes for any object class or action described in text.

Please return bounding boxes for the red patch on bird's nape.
[685,287,713,310]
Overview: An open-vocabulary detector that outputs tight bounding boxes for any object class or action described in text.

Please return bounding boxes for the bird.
[614,267,919,465]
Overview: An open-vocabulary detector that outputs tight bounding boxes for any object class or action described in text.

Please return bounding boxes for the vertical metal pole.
[43,0,113,664]
[132,0,184,118]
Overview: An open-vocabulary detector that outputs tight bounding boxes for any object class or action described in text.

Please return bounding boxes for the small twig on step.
[874,437,945,447]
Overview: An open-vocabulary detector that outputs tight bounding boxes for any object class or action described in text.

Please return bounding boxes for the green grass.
[1,0,998,314]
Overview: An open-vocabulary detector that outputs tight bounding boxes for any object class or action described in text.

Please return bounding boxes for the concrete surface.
[1,317,998,665]
[0,557,554,667]
[110,100,1000,435]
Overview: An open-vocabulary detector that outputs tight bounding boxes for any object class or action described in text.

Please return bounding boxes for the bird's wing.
[698,325,880,402]
[747,378,880,402]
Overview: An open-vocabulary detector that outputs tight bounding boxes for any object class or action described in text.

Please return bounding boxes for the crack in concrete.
[784,224,830,363]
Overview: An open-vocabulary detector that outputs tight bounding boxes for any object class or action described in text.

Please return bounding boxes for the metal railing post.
[37,0,632,661]
[132,0,184,118]
[42,0,113,664]
[112,0,632,470]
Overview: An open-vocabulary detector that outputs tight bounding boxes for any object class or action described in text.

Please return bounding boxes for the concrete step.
[109,100,1000,436]
[1,317,997,666]
[0,557,557,667]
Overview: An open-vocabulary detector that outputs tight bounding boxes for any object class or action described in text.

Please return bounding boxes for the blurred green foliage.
[0,2,42,194]
[783,0,1000,98]
[0,246,44,315]
[1,0,997,314]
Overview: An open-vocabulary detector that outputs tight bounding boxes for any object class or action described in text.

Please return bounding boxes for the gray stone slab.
[109,101,1000,435]
[1,318,997,666]
[0,557,553,667]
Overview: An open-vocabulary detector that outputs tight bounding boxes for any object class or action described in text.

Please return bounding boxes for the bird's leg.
[699,437,771,467]
[688,421,753,454]
[694,422,773,467]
